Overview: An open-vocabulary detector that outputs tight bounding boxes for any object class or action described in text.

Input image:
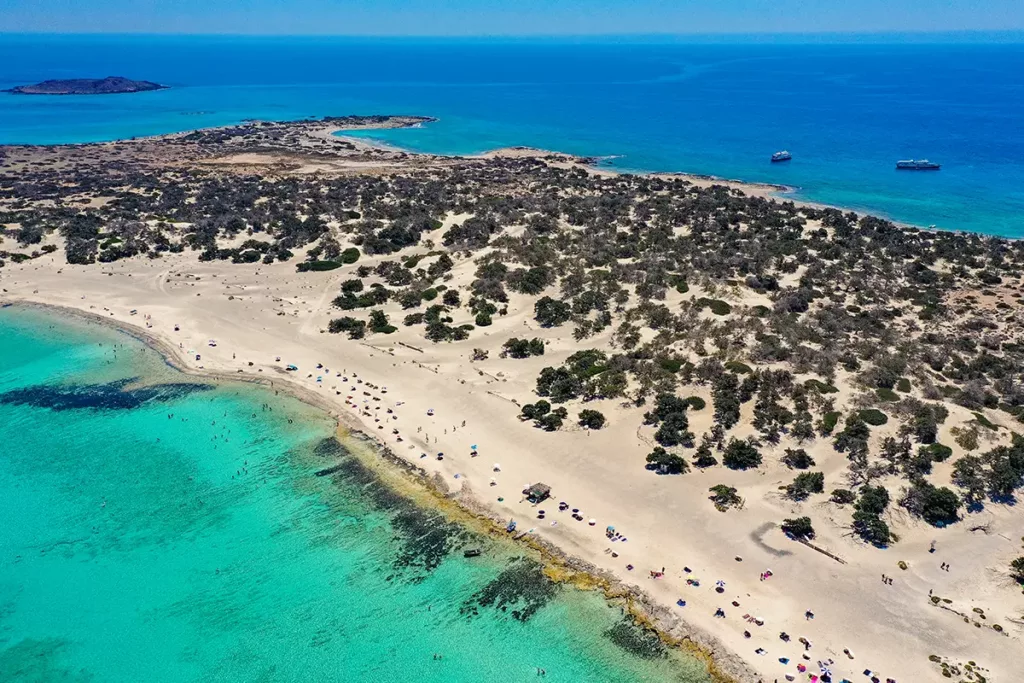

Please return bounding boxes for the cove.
[0,306,711,683]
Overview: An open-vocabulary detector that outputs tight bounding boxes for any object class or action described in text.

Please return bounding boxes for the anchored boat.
[896,159,940,170]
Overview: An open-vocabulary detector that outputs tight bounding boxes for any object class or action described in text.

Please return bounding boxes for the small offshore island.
[2,114,1024,683]
[4,75,167,95]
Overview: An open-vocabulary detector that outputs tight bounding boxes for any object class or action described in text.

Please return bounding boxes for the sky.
[1,0,1022,36]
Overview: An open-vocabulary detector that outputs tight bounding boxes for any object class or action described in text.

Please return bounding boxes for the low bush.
[782,448,815,469]
[578,409,606,430]
[1011,557,1024,585]
[805,379,839,394]
[646,447,689,474]
[819,411,841,434]
[781,516,815,540]
[859,409,889,426]
[831,488,856,505]
[724,361,752,374]
[919,443,954,462]
[786,472,825,501]
[685,396,706,411]
[327,317,366,339]
[297,260,342,272]
[972,412,999,431]
[723,438,762,470]
[697,297,732,315]
[876,387,900,402]
[709,485,742,511]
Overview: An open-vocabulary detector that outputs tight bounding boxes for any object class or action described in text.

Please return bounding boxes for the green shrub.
[724,361,752,374]
[533,412,563,431]
[1010,557,1024,585]
[897,377,912,392]
[297,260,342,272]
[831,488,856,505]
[646,447,689,474]
[919,443,954,462]
[781,516,815,540]
[902,480,962,526]
[693,442,718,468]
[876,387,900,402]
[859,409,889,426]
[697,298,732,316]
[669,276,689,294]
[368,310,396,335]
[534,296,572,327]
[786,472,825,500]
[804,379,839,394]
[502,337,545,359]
[327,317,366,339]
[340,278,364,293]
[659,357,683,373]
[723,438,762,470]
[820,411,841,434]
[685,396,706,411]
[972,412,998,431]
[853,485,892,546]
[782,448,815,469]
[578,409,606,430]
[340,247,360,264]
[520,401,551,420]
[475,312,492,327]
[709,485,742,510]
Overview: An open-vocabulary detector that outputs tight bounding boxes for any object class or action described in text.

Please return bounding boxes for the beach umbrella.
[471,444,478,450]
[493,464,501,471]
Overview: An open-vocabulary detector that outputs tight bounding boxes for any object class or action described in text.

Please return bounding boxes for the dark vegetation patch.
[858,409,889,426]
[312,436,350,459]
[0,378,212,411]
[603,616,668,659]
[461,557,559,622]
[319,453,468,577]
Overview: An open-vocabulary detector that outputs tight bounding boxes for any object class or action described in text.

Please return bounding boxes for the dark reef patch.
[312,436,349,459]
[388,502,468,576]
[461,557,559,622]
[0,637,95,682]
[0,378,213,412]
[317,450,468,578]
[604,616,668,659]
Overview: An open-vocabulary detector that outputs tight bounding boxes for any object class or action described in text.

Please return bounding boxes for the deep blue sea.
[0,306,710,682]
[1,34,1023,235]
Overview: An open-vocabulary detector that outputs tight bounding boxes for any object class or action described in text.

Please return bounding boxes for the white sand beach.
[3,222,1021,683]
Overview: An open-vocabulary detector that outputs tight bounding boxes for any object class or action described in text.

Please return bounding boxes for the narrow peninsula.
[5,76,167,95]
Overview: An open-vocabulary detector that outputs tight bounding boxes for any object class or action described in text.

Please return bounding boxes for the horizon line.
[2,29,1024,42]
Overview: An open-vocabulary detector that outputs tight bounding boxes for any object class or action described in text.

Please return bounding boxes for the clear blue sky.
[2,0,1022,36]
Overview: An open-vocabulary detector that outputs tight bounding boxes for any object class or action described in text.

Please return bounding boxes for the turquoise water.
[0,307,709,683]
[1,35,1023,235]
